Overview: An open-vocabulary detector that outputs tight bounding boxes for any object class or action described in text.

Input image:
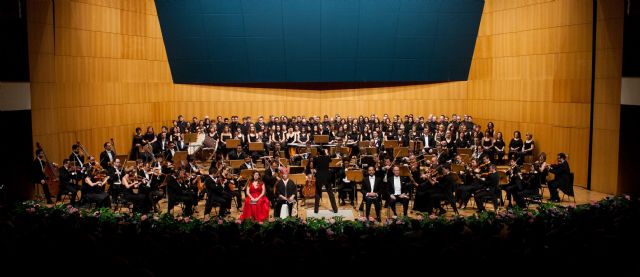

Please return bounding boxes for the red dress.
[239,182,270,222]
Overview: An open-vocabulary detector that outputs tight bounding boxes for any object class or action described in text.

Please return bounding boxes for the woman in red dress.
[239,171,271,222]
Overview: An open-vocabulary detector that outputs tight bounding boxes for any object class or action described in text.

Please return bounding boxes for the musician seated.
[57,159,80,206]
[83,168,111,208]
[274,169,296,218]
[166,170,197,216]
[548,153,571,202]
[361,166,382,221]
[107,159,125,203]
[164,141,178,162]
[337,158,356,206]
[203,167,231,217]
[387,166,411,217]
[121,169,147,213]
[423,165,458,215]
[473,164,500,212]
[228,145,246,161]
[502,159,525,208]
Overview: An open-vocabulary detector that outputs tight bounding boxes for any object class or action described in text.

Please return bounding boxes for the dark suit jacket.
[99,150,116,169]
[31,158,47,184]
[361,175,382,198]
[228,150,246,161]
[58,166,74,186]
[550,161,571,192]
[69,153,85,167]
[276,179,296,199]
[387,176,410,195]
[313,155,331,184]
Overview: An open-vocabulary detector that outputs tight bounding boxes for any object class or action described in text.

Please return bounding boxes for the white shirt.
[393,176,401,195]
[114,168,122,184]
[107,151,113,161]
[424,135,430,148]
[342,168,350,183]
[368,176,376,193]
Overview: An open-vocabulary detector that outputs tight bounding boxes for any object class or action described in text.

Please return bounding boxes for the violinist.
[548,153,570,202]
[455,159,482,209]
[99,141,116,169]
[388,165,410,217]
[121,168,147,213]
[473,164,500,212]
[361,166,382,221]
[337,158,356,206]
[57,159,80,206]
[107,158,124,203]
[31,149,53,204]
[166,169,196,216]
[69,144,85,173]
[424,165,458,215]
[502,159,524,208]
[164,140,177,162]
[83,167,111,208]
[221,166,242,212]
[203,167,229,217]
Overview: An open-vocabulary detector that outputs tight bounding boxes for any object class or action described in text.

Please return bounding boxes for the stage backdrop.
[155,0,484,83]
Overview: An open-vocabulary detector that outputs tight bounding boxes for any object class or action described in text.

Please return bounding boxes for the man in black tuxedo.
[425,165,458,215]
[203,167,230,217]
[69,144,85,170]
[263,160,279,206]
[474,164,500,212]
[361,166,382,221]
[31,149,53,204]
[313,148,338,214]
[176,115,187,133]
[421,128,436,154]
[388,165,411,217]
[99,141,116,169]
[274,170,297,218]
[548,153,571,202]
[164,141,177,162]
[57,159,80,206]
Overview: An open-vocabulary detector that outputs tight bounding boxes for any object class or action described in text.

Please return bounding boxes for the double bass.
[35,142,60,197]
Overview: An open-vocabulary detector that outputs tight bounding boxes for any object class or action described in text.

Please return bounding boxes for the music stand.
[358,141,370,148]
[288,166,305,174]
[279,158,289,166]
[225,139,240,149]
[383,140,398,149]
[301,159,309,168]
[366,147,378,155]
[239,169,256,180]
[339,147,351,155]
[346,170,363,183]
[409,141,423,151]
[289,173,306,186]
[184,133,198,143]
[458,148,473,156]
[229,160,244,169]
[395,147,409,158]
[359,155,375,168]
[115,154,128,163]
[314,135,329,144]
[172,151,188,166]
[249,142,264,152]
[329,158,342,168]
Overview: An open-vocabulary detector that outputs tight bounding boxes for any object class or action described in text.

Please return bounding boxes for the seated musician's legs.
[548,180,560,202]
[389,196,398,216]
[400,198,409,216]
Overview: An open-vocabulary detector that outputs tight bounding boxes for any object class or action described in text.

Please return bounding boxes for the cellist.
[31,149,53,204]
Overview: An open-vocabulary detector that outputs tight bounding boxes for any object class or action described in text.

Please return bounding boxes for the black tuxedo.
[203,175,230,216]
[423,173,458,214]
[31,158,53,203]
[69,153,85,168]
[274,179,296,218]
[474,172,500,211]
[361,175,382,220]
[549,161,571,201]
[99,150,116,169]
[57,166,79,205]
[164,147,177,162]
[312,155,338,213]
[387,175,411,216]
[228,150,246,161]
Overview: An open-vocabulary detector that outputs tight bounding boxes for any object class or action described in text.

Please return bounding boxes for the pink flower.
[217,219,224,225]
[269,217,275,223]
[301,220,307,224]
[176,216,183,222]
[26,207,35,213]
[203,215,210,222]
[235,219,242,224]
[326,229,335,236]
[358,217,366,222]
[184,217,191,223]
[368,216,375,222]
[46,204,53,208]
[527,212,533,217]
[69,208,79,214]
[140,214,148,221]
[528,218,534,223]
[625,195,631,201]
[66,204,73,210]
[329,218,336,224]
[569,203,576,209]
[429,214,437,220]
[153,215,159,221]
[258,221,264,225]
[93,211,100,217]
[416,215,424,221]
[395,220,404,225]
[34,204,41,208]
[591,200,598,206]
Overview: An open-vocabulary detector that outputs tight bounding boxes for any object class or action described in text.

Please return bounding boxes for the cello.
[35,142,60,198]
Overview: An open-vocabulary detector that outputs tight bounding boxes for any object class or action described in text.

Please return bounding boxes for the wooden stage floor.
[158,185,611,220]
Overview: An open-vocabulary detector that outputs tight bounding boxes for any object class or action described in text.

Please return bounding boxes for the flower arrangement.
[13,196,637,239]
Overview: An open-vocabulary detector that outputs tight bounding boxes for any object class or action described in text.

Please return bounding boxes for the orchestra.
[29,113,570,219]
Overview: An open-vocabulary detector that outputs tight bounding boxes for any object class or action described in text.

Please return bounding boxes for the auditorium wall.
[27,0,623,194]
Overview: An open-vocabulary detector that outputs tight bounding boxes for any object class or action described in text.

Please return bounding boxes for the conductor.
[313,147,338,214]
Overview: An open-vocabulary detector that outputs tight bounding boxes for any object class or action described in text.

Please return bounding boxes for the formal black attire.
[274,178,296,218]
[313,155,338,213]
